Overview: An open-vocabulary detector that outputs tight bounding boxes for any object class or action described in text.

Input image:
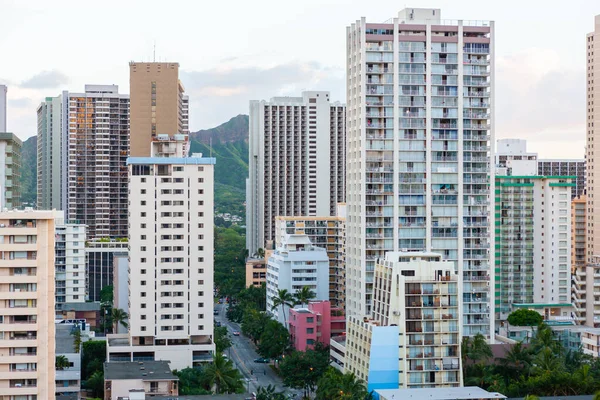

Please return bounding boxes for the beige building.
[0,210,58,400]
[587,15,600,262]
[245,258,267,288]
[274,210,346,307]
[129,62,189,157]
[573,195,587,272]
[344,252,461,390]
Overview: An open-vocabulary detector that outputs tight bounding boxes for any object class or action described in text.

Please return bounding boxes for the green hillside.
[20,136,37,206]
[189,115,249,218]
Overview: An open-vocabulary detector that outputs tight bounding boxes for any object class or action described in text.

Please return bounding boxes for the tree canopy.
[258,319,290,359]
[507,309,544,327]
[279,343,330,398]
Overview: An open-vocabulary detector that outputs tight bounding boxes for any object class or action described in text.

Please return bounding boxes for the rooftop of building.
[0,209,61,220]
[0,132,23,145]
[56,324,78,354]
[104,361,177,381]
[127,156,216,165]
[56,301,101,312]
[375,386,506,400]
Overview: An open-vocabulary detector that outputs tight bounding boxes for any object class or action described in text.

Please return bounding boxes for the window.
[198,246,204,251]
[198,235,204,239]
[198,325,204,330]
[198,257,204,262]
[141,304,146,308]
[141,292,146,297]
[141,269,146,274]
[141,201,146,206]
[198,201,204,206]
[141,235,146,240]
[141,189,146,194]
[307,317,314,323]
[174,166,183,172]
[306,328,314,334]
[198,212,204,217]
[141,258,146,263]
[198,178,204,183]
[198,189,204,194]
[141,212,146,217]
[198,223,204,228]
[198,166,204,171]
[141,223,146,229]
[307,339,315,345]
[141,281,146,286]
[198,268,204,273]
[141,246,146,251]
[141,315,146,320]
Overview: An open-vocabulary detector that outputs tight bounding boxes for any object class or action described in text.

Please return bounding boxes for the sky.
[0,0,598,158]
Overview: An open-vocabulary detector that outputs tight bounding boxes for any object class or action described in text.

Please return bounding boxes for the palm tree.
[256,384,287,400]
[85,370,104,398]
[337,372,370,399]
[468,333,493,363]
[593,391,600,400]
[524,395,540,400]
[203,354,243,394]
[56,355,70,370]
[111,308,129,333]
[257,248,265,258]
[71,328,82,353]
[496,341,532,382]
[316,368,372,400]
[271,289,296,326]
[294,286,316,308]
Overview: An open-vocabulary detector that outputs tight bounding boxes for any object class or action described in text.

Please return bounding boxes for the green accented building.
[0,132,22,209]
[495,175,574,325]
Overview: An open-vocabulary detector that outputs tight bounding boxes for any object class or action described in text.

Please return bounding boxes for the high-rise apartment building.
[0,210,58,399]
[55,219,87,309]
[346,8,494,339]
[107,135,215,370]
[587,15,600,263]
[275,212,346,307]
[538,159,585,199]
[36,86,130,239]
[344,252,462,390]
[495,175,573,324]
[246,91,346,254]
[37,96,66,211]
[0,85,6,132]
[129,62,189,157]
[572,195,587,271]
[0,133,22,209]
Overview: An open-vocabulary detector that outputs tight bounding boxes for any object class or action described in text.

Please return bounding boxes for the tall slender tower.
[346,8,495,339]
[587,15,600,263]
[129,62,189,157]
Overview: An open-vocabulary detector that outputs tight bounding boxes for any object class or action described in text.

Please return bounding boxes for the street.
[215,302,300,397]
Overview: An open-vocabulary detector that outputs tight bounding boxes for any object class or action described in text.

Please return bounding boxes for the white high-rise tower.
[345,8,495,339]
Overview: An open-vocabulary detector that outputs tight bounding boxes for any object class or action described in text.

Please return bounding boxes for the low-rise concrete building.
[375,386,506,400]
[245,257,267,288]
[103,361,178,400]
[289,300,345,351]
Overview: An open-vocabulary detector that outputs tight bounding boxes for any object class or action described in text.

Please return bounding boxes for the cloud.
[181,61,345,130]
[9,97,35,109]
[20,70,69,89]
[495,48,585,155]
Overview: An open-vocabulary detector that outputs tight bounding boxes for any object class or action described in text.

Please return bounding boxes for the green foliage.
[82,341,106,380]
[316,367,372,400]
[203,353,244,394]
[100,285,114,306]
[241,308,271,344]
[258,320,290,359]
[507,309,544,327]
[294,287,316,308]
[271,289,296,326]
[464,324,600,397]
[227,284,266,323]
[56,355,70,370]
[256,384,287,400]
[71,329,82,353]
[173,368,212,395]
[85,370,104,398]
[279,343,330,397]
[215,326,232,353]
[111,308,129,332]
[214,226,246,297]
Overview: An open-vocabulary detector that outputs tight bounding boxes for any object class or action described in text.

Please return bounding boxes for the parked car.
[215,321,221,327]
[254,357,270,363]
[232,331,240,336]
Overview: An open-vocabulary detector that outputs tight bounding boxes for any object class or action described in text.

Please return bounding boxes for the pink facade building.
[289,301,345,351]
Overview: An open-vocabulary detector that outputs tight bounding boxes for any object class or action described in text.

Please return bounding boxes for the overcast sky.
[0,0,598,158]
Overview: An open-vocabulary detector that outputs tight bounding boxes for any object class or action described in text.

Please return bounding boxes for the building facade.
[55,323,82,397]
[572,195,587,271]
[86,240,128,303]
[538,159,585,199]
[246,91,346,254]
[245,258,267,288]
[107,136,215,370]
[104,361,178,400]
[266,235,330,325]
[37,85,130,239]
[0,132,22,209]
[289,300,345,352]
[495,175,573,324]
[55,220,87,309]
[275,213,346,307]
[345,252,462,390]
[573,256,600,327]
[129,62,189,157]
[345,8,494,340]
[587,15,600,263]
[495,139,537,176]
[0,210,58,399]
